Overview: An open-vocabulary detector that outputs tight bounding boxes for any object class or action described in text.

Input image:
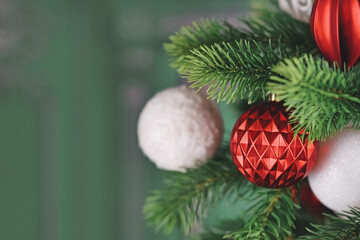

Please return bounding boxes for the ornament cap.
[269,93,277,102]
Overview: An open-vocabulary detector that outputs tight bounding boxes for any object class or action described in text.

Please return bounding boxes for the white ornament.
[308,129,360,213]
[278,0,314,22]
[137,85,223,172]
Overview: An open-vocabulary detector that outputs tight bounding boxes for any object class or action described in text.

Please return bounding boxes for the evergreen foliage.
[269,54,360,141]
[197,218,245,240]
[224,189,298,240]
[164,3,318,103]
[300,207,360,240]
[143,147,254,234]
[165,8,316,72]
[164,19,247,71]
[144,0,360,239]
[181,40,284,103]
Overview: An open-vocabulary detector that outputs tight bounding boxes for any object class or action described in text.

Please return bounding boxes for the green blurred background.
[0,0,250,239]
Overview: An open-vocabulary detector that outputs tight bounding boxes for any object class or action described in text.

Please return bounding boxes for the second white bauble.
[308,128,360,213]
[137,85,223,172]
[278,0,314,22]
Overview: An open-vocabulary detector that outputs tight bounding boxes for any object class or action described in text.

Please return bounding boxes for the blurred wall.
[0,0,250,240]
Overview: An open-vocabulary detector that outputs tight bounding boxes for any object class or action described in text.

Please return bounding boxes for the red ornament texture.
[310,0,360,68]
[230,102,318,188]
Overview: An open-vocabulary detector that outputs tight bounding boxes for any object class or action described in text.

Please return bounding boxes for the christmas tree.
[139,0,360,239]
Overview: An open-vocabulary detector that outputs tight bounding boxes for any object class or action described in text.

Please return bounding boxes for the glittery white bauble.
[308,129,360,212]
[278,0,314,22]
[137,85,223,172]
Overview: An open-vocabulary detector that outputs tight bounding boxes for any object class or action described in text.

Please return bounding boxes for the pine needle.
[164,5,317,70]
[224,189,299,240]
[180,40,287,103]
[300,207,360,240]
[196,218,245,240]
[143,147,254,234]
[269,54,360,141]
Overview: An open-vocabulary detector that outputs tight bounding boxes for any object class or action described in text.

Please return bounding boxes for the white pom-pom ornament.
[278,0,314,22]
[137,85,223,172]
[308,129,360,212]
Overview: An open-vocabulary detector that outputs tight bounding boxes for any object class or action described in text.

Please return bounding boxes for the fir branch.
[164,6,316,71]
[164,19,247,71]
[196,218,245,240]
[269,54,360,141]
[224,189,299,240]
[300,207,360,240]
[245,10,316,54]
[143,147,253,234]
[165,12,317,103]
[180,39,295,103]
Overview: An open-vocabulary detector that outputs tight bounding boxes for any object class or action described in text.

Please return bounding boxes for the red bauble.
[299,183,328,217]
[290,183,328,217]
[310,0,360,68]
[230,102,318,188]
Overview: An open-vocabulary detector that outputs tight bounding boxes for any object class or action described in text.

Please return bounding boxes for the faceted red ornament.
[230,102,318,188]
[310,0,360,68]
